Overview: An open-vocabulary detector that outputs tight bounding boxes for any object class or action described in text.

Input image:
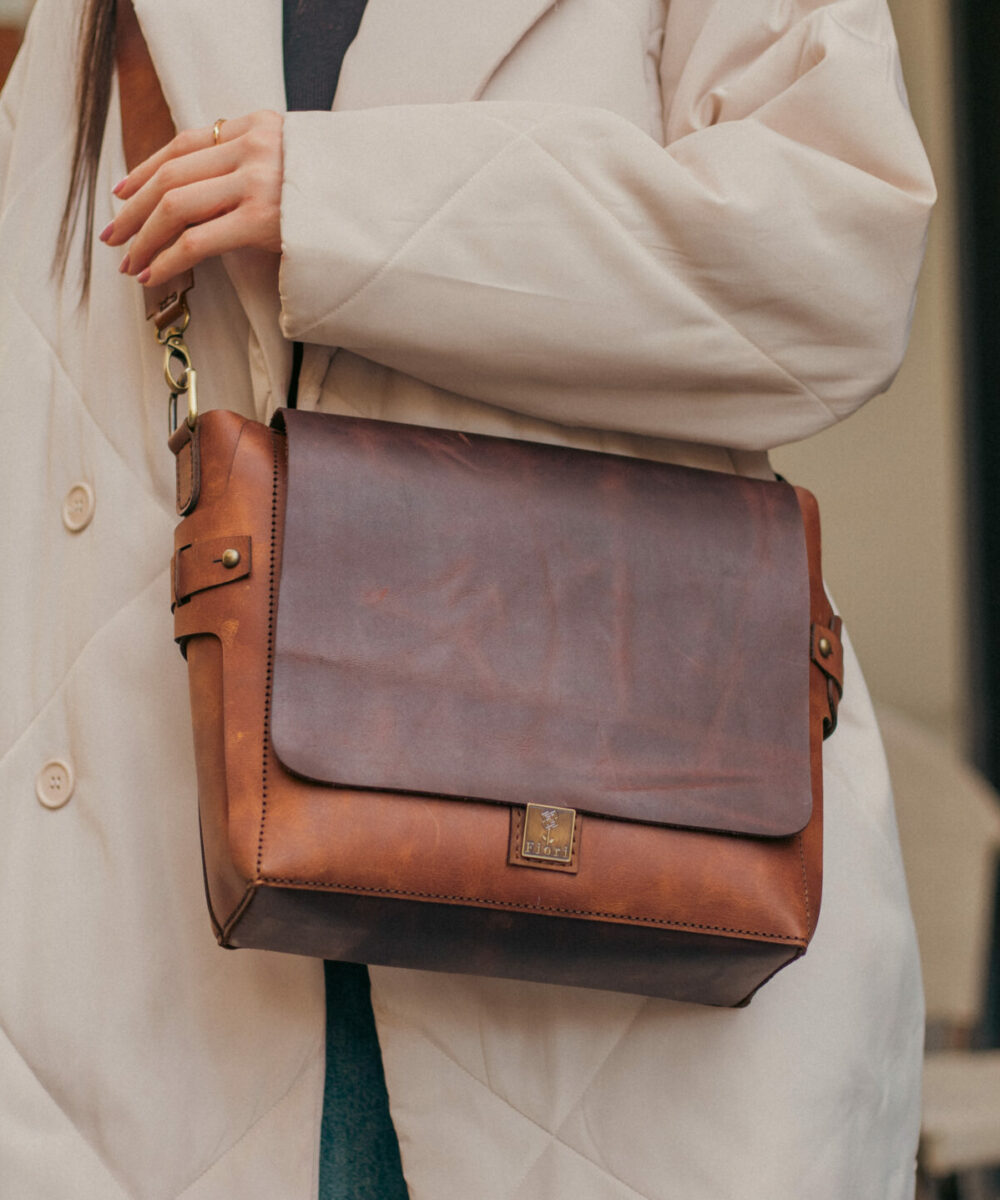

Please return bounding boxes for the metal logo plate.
[521,803,576,863]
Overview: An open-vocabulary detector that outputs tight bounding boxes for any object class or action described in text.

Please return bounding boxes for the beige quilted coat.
[0,0,934,1196]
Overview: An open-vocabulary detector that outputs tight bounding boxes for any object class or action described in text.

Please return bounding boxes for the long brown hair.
[54,0,118,295]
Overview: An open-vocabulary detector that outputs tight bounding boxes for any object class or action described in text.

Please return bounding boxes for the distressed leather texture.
[270,409,813,838]
[172,409,839,1006]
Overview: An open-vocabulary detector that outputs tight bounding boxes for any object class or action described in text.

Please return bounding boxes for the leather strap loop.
[812,616,844,738]
[169,419,201,515]
[172,535,252,608]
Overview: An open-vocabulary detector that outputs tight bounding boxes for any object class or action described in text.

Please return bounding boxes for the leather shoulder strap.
[115,0,194,331]
[116,0,175,172]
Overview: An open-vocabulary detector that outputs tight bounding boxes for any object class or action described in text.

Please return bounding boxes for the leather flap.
[270,411,813,839]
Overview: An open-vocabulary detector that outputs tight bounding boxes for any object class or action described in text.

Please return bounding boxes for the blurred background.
[0,1,997,1196]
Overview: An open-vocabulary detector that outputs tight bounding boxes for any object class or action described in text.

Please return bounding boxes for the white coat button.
[36,760,74,809]
[62,482,95,532]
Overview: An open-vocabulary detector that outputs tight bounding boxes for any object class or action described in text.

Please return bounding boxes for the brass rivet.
[818,636,832,659]
[221,548,241,569]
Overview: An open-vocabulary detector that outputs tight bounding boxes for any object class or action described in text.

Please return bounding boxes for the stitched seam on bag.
[255,435,281,877]
[257,877,802,941]
[797,830,812,930]
[220,882,259,943]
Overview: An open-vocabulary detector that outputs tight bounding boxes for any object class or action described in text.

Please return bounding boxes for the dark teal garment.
[319,962,409,1200]
[280,8,406,1198]
[283,0,369,111]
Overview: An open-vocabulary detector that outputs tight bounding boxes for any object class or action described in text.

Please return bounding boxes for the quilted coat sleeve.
[278,0,935,451]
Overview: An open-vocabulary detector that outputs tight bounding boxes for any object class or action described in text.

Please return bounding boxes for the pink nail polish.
[137,268,151,284]
[119,255,130,274]
[99,222,114,243]
[112,178,127,196]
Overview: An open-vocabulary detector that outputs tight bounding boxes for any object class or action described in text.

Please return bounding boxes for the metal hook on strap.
[163,331,199,435]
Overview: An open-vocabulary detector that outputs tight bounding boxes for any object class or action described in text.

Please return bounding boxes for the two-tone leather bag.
[120,0,843,1007]
[166,405,842,1006]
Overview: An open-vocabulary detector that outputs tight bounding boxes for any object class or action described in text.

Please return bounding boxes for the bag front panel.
[172,410,827,1004]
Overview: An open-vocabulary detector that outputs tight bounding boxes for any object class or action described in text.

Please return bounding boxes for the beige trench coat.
[0,0,934,1196]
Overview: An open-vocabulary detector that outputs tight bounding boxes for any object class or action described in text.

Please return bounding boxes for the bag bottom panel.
[225,885,802,1007]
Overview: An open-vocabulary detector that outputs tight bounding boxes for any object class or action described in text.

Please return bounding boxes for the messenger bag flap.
[269,409,813,839]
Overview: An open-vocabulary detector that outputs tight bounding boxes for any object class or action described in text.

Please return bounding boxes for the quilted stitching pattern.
[0,34,326,1191]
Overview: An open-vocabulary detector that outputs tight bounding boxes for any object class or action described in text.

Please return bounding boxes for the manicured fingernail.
[112,178,127,196]
[99,222,114,242]
[118,254,131,274]
[137,268,151,284]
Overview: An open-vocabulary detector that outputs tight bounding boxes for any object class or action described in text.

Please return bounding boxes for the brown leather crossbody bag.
[120,2,843,1007]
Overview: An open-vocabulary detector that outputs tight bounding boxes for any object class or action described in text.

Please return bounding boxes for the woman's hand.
[101,110,283,286]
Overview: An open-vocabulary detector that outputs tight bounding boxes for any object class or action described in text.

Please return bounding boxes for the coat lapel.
[336,0,558,108]
[129,0,558,415]
[130,0,285,133]
[131,0,560,122]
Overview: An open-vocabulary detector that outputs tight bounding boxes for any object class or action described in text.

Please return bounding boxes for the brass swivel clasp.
[158,304,198,435]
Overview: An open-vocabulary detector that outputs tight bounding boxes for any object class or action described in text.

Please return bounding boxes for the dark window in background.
[951,0,1000,1045]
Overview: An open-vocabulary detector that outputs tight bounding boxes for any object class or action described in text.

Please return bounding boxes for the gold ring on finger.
[212,117,227,146]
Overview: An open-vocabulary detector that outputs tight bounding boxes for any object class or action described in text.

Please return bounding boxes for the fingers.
[101,110,283,285]
[129,179,281,287]
[135,208,268,286]
[119,174,242,278]
[104,142,242,248]
[113,112,253,200]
